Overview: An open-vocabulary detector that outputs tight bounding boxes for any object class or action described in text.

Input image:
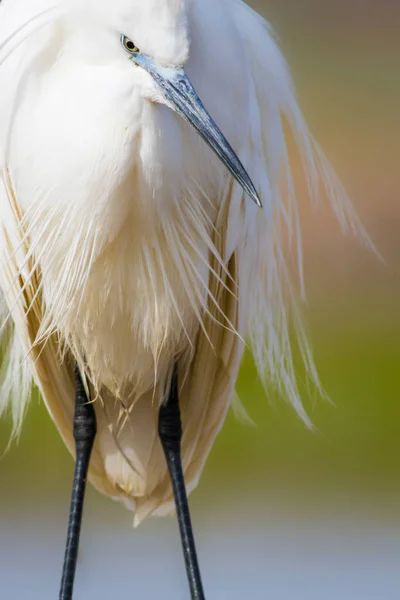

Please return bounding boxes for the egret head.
[120,34,261,206]
[60,0,261,207]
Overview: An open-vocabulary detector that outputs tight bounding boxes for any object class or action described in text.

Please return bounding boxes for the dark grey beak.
[130,52,262,207]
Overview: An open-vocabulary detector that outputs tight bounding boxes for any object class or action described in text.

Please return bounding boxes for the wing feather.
[229,0,371,418]
[0,169,243,521]
[0,168,115,496]
[121,194,243,524]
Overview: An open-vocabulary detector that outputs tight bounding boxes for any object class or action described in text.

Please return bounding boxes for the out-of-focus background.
[1,1,399,598]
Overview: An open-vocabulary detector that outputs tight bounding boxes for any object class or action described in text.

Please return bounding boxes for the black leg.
[59,367,97,600]
[158,366,206,600]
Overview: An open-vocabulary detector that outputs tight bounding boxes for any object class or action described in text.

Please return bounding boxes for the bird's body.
[0,0,364,542]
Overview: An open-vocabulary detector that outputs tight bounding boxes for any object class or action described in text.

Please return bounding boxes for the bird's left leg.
[158,366,206,600]
[59,366,97,600]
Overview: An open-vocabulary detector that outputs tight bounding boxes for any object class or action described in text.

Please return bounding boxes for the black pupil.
[126,40,135,51]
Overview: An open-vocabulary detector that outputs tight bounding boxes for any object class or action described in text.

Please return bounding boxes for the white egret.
[0,0,367,598]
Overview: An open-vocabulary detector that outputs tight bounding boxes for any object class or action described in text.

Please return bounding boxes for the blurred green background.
[1,1,399,598]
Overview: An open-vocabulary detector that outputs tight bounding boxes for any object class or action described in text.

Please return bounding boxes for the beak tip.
[254,194,263,208]
[249,187,262,208]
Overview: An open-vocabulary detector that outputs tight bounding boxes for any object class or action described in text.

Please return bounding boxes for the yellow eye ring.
[121,35,140,54]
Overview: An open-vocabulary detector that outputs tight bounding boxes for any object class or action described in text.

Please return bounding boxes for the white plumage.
[0,0,365,524]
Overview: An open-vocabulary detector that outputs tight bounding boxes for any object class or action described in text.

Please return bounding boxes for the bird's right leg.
[158,366,206,600]
[59,366,97,600]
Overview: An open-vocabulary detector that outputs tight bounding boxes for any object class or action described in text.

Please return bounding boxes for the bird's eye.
[121,35,140,54]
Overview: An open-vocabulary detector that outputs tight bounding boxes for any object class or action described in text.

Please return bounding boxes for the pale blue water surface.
[1,491,399,600]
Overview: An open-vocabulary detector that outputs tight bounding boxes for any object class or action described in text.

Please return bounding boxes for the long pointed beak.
[131,53,262,207]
